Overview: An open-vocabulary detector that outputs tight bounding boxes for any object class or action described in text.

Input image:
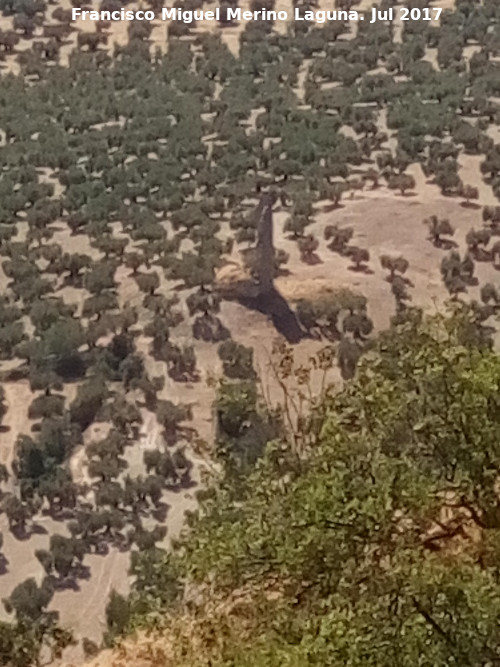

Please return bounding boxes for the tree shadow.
[48,224,68,233]
[395,191,418,198]
[62,275,85,289]
[73,563,91,580]
[300,253,322,266]
[0,554,9,575]
[179,473,197,490]
[43,506,77,522]
[163,426,196,448]
[385,275,414,287]
[463,276,479,287]
[434,239,458,250]
[30,522,49,536]
[164,473,196,494]
[51,577,81,593]
[322,202,345,213]
[151,503,169,522]
[460,202,481,210]
[472,248,492,262]
[301,329,323,341]
[50,561,92,590]
[10,522,46,541]
[348,265,374,274]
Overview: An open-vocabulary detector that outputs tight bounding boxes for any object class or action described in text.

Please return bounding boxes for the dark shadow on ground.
[460,202,481,210]
[151,503,169,523]
[431,239,458,250]
[348,265,374,274]
[238,287,303,344]
[322,203,345,213]
[11,522,48,540]
[0,554,9,575]
[301,254,322,266]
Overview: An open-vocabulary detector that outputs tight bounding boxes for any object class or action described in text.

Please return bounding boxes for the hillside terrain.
[0,0,499,664]
[84,309,500,667]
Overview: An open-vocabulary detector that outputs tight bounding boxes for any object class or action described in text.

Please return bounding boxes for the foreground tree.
[123,309,500,666]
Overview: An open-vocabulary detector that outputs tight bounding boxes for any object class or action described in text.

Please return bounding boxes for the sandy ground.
[1,382,30,471]
[52,165,492,657]
[222,165,500,400]
[2,172,491,659]
[0,405,205,663]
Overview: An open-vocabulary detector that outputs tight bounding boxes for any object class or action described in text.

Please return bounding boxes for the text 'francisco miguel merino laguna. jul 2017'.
[71,6,444,25]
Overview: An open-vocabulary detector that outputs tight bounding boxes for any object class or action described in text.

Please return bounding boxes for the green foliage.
[1,1,500,663]
[387,172,416,194]
[0,618,72,667]
[218,340,256,380]
[129,549,181,614]
[15,416,80,488]
[117,311,500,665]
[69,377,108,431]
[156,400,192,444]
[105,590,130,640]
[4,578,54,623]
[215,379,280,472]
[424,215,455,247]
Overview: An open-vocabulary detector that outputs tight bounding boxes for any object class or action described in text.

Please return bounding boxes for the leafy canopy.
[126,310,500,666]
